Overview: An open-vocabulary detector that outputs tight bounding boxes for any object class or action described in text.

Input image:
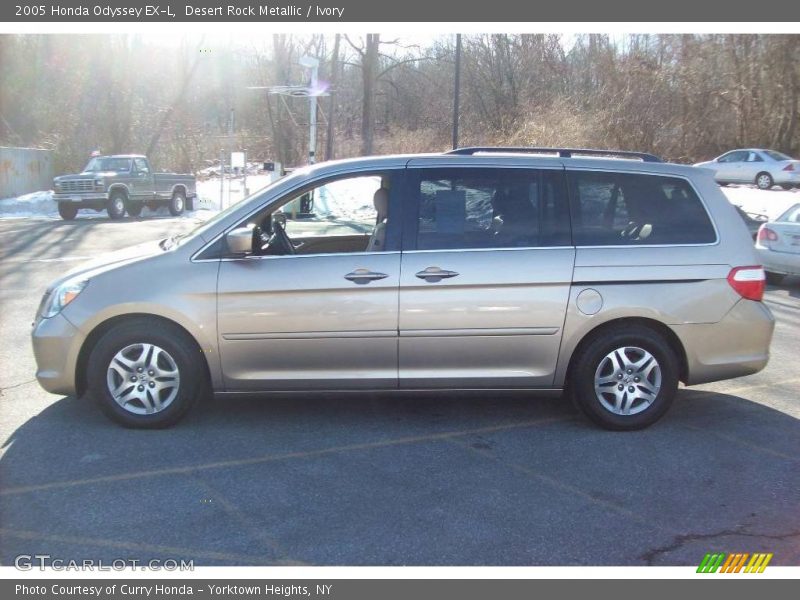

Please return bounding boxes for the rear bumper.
[31,313,83,396]
[673,299,775,386]
[773,171,800,185]
[756,247,800,277]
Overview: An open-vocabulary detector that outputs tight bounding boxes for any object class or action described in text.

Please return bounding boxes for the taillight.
[727,266,765,301]
[783,163,795,172]
[757,226,778,242]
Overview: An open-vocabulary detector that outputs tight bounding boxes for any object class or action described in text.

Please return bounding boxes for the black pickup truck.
[53,154,197,220]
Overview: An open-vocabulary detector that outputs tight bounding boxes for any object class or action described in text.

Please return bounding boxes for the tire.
[57,203,78,220]
[765,271,785,285]
[107,190,127,220]
[567,324,679,431]
[125,200,143,217]
[169,190,186,216]
[86,318,206,428]
[755,172,774,190]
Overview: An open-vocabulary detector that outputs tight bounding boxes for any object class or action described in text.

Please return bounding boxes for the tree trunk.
[361,34,379,156]
[146,36,205,159]
[325,33,340,160]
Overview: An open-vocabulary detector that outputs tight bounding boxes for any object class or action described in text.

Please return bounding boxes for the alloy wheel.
[593,346,662,416]
[106,343,180,415]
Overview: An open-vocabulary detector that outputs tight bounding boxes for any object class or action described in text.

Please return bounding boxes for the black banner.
[3,0,800,22]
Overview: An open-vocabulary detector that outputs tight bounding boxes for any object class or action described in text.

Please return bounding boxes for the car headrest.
[373,188,389,220]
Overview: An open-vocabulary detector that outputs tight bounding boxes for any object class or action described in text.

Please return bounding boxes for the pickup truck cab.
[53,154,197,220]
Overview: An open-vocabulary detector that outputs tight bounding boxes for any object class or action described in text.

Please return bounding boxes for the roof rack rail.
[445,147,663,163]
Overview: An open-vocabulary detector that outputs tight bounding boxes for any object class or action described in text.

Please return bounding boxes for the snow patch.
[0,190,57,218]
[721,185,800,220]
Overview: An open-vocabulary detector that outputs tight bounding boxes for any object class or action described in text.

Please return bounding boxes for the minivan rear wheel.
[86,318,205,428]
[568,325,679,430]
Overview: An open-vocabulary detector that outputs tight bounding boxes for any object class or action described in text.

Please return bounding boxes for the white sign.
[230,152,245,169]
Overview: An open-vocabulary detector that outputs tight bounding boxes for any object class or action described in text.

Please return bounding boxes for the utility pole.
[228,107,234,207]
[299,55,320,164]
[219,148,224,209]
[246,55,327,171]
[452,33,462,150]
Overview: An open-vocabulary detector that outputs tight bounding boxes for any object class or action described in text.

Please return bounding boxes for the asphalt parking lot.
[0,216,798,566]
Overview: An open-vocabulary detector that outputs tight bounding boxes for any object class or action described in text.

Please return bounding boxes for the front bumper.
[672,299,775,386]
[32,312,84,396]
[53,192,109,203]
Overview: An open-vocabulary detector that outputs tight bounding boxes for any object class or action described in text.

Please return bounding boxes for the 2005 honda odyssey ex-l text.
[32,147,775,430]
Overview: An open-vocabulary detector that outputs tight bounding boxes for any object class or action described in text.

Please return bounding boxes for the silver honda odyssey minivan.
[32,148,775,430]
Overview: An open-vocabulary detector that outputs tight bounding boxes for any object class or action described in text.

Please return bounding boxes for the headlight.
[41,279,89,318]
[54,181,62,191]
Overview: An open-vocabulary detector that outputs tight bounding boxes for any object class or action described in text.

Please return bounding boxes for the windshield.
[777,204,800,223]
[84,157,133,172]
[763,150,793,162]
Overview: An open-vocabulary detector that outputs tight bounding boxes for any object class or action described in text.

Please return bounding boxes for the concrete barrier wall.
[0,147,54,199]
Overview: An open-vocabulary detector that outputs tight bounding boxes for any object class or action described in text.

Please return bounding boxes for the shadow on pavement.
[1,389,798,566]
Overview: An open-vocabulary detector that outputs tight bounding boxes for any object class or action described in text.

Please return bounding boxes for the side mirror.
[225,227,253,255]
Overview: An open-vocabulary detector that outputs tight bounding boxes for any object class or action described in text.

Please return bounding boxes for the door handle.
[344,268,389,284]
[415,266,460,282]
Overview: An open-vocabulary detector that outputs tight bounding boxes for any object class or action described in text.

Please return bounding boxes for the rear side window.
[414,168,570,250]
[567,171,716,246]
[718,151,748,163]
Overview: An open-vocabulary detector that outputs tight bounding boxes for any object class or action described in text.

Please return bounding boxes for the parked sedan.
[756,203,800,284]
[695,149,800,190]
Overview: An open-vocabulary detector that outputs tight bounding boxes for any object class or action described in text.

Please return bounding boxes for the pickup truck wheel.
[125,200,143,217]
[107,191,127,220]
[87,318,205,428]
[169,190,186,216]
[57,203,78,220]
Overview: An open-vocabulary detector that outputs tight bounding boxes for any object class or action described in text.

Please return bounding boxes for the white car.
[756,203,800,284]
[695,149,800,190]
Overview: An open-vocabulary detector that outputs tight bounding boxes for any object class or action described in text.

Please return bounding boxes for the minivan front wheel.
[568,325,679,430]
[87,318,205,428]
